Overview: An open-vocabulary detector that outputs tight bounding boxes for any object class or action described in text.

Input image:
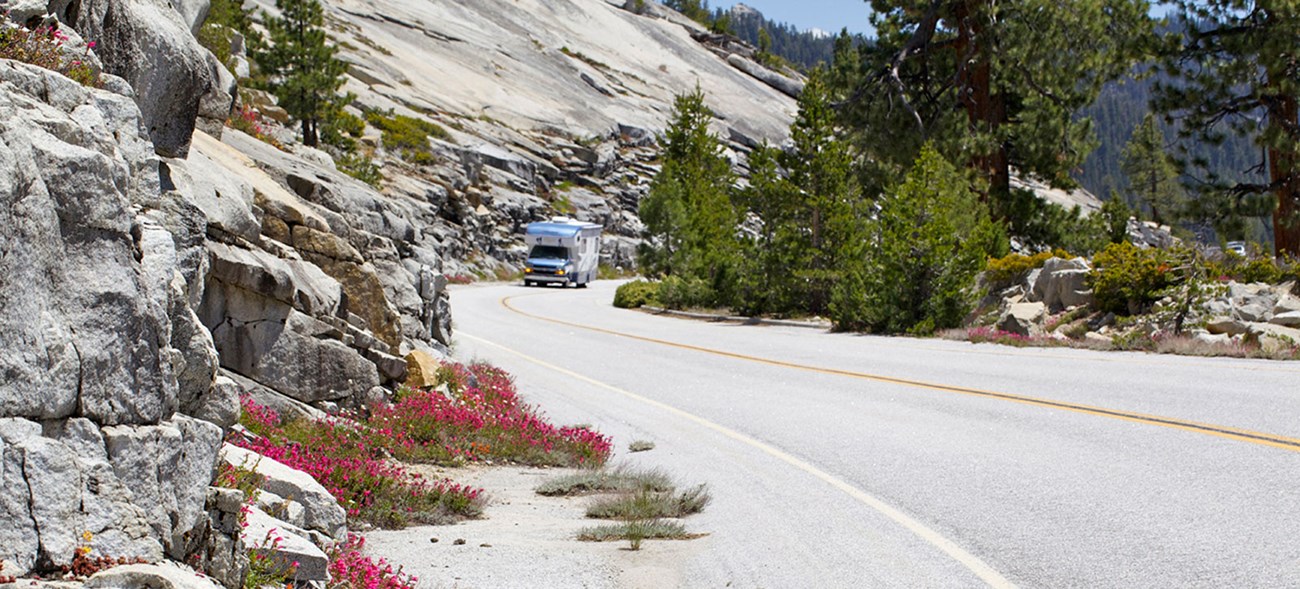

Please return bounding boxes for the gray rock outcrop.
[0,59,233,578]
[61,0,216,157]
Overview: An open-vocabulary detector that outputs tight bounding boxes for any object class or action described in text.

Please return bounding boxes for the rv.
[522,217,602,287]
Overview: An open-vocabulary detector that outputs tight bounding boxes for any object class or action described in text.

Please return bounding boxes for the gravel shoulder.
[363,465,702,589]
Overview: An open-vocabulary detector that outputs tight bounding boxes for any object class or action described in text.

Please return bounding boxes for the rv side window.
[529,245,569,260]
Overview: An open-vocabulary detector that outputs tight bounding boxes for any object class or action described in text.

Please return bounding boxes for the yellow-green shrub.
[613,280,660,309]
[984,249,1073,285]
[1090,242,1176,315]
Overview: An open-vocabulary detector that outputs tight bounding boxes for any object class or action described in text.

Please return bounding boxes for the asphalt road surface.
[449,280,1300,588]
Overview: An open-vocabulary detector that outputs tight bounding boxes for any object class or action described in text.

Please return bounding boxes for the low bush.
[655,275,713,310]
[365,110,452,165]
[236,397,486,528]
[327,534,419,589]
[371,363,612,467]
[984,249,1073,286]
[613,279,659,308]
[1090,242,1177,315]
[1204,252,1296,285]
[337,152,383,187]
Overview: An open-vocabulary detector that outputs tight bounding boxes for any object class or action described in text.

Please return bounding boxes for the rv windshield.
[528,245,569,261]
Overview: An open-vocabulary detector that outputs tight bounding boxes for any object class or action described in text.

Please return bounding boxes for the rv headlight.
[524,267,533,273]
[556,269,566,276]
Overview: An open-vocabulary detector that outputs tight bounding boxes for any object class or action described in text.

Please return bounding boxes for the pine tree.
[855,145,1005,334]
[638,87,739,302]
[1154,4,1300,254]
[781,70,863,315]
[1121,113,1186,227]
[256,0,348,147]
[842,0,1151,224]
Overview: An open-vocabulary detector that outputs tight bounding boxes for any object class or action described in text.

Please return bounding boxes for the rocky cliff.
[235,0,805,274]
[0,0,807,581]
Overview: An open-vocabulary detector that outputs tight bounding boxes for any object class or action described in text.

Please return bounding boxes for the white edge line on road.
[459,330,1018,589]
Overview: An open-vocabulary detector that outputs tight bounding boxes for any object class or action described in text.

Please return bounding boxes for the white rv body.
[522,217,602,287]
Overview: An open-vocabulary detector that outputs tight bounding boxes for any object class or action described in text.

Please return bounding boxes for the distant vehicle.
[1225,241,1247,256]
[522,217,602,288]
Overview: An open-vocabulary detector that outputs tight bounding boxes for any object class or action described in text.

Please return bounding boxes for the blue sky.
[710,1,1174,39]
[712,0,876,36]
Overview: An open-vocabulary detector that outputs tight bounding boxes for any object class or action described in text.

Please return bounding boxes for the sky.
[709,1,1174,39]
[711,0,876,36]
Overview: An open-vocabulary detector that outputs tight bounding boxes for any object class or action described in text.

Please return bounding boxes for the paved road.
[449,280,1300,588]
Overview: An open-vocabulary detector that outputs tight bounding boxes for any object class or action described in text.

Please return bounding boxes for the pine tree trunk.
[1269,93,1299,256]
[302,119,318,147]
[954,1,1010,201]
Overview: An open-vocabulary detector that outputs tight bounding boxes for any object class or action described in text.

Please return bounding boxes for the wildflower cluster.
[369,362,613,467]
[235,397,485,528]
[0,24,100,87]
[327,534,417,589]
[245,529,299,589]
[964,326,1064,348]
[227,105,281,147]
[58,532,148,579]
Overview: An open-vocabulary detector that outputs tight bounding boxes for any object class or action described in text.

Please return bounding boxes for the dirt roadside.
[361,465,705,589]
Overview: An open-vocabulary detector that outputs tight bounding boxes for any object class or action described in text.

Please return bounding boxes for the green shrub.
[656,275,714,310]
[1090,242,1176,315]
[336,152,383,187]
[984,249,1074,286]
[1205,253,1285,284]
[365,110,452,164]
[613,279,660,309]
[0,25,101,87]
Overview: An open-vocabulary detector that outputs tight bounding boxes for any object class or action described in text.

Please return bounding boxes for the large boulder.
[997,302,1047,337]
[1031,257,1093,312]
[85,562,224,589]
[102,415,223,559]
[63,0,216,157]
[1247,323,1300,355]
[240,506,330,583]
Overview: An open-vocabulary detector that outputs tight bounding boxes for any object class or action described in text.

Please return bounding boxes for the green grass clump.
[535,465,673,497]
[585,485,710,519]
[576,520,698,548]
[613,279,660,309]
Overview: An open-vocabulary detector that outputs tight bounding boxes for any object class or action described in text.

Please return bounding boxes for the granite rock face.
[0,60,229,578]
[61,0,217,157]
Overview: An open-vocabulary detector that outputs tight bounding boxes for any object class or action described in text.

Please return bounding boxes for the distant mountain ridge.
[716,3,844,70]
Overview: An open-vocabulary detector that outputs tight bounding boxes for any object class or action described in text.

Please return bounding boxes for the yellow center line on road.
[498,294,1300,454]
[457,330,1019,589]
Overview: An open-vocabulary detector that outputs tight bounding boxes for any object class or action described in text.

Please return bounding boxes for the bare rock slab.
[220,444,346,539]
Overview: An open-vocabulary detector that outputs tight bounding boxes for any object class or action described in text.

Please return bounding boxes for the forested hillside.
[718,4,840,69]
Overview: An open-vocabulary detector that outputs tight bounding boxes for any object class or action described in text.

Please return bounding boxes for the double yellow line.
[501,295,1300,454]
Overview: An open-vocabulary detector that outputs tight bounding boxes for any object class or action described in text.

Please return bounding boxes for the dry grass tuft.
[535,465,673,497]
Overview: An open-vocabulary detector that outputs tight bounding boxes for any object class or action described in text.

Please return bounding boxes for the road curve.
[449,280,1300,588]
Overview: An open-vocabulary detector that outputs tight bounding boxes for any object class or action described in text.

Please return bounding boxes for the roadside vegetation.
[218,358,618,587]
[629,0,1300,356]
[538,465,709,550]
